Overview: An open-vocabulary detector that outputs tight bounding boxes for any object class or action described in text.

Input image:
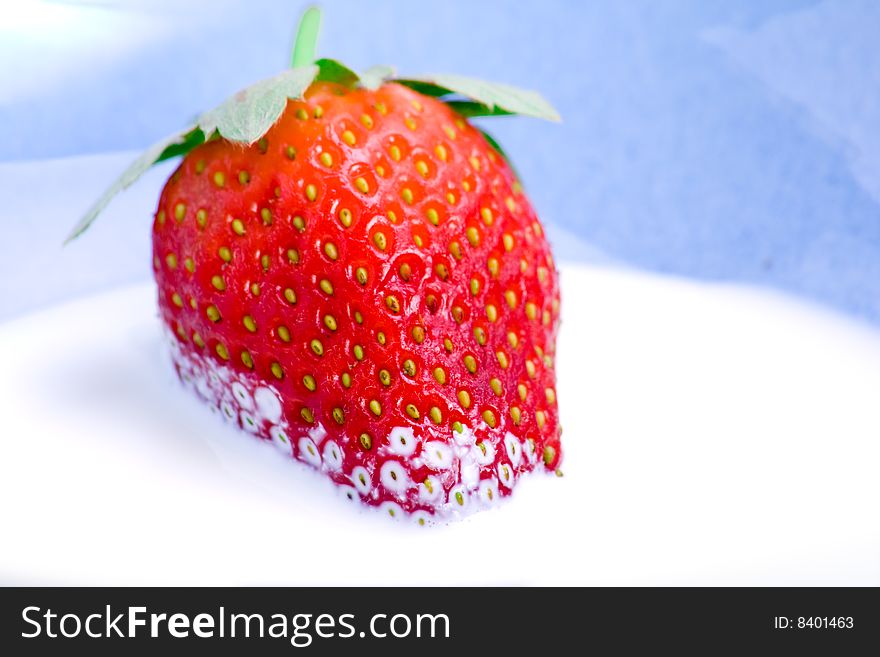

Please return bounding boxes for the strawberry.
[73,8,562,522]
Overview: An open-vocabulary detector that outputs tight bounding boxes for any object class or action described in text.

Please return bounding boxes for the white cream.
[351,466,372,496]
[379,460,410,496]
[386,426,417,456]
[254,387,282,423]
[322,440,343,471]
[297,437,321,468]
[422,441,454,470]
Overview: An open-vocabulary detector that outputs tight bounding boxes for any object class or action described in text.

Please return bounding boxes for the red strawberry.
[76,8,562,522]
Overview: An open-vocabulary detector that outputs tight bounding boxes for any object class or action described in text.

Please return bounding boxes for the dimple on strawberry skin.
[72,7,563,524]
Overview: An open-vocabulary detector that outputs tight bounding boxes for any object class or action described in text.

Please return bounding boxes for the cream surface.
[1,263,879,585]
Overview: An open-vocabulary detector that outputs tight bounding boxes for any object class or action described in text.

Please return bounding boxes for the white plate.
[1,264,879,585]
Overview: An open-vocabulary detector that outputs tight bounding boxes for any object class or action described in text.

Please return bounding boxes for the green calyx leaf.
[68,6,326,243]
[359,65,395,90]
[444,101,513,119]
[477,127,521,182]
[315,58,360,87]
[66,65,318,243]
[67,6,561,243]
[313,61,393,90]
[392,79,449,97]
[154,126,207,163]
[290,5,322,68]
[64,128,197,244]
[197,65,318,143]
[397,74,561,122]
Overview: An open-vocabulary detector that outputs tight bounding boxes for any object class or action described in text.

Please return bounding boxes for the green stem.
[291,6,322,68]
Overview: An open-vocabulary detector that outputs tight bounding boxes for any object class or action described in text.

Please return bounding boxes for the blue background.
[2,0,879,324]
